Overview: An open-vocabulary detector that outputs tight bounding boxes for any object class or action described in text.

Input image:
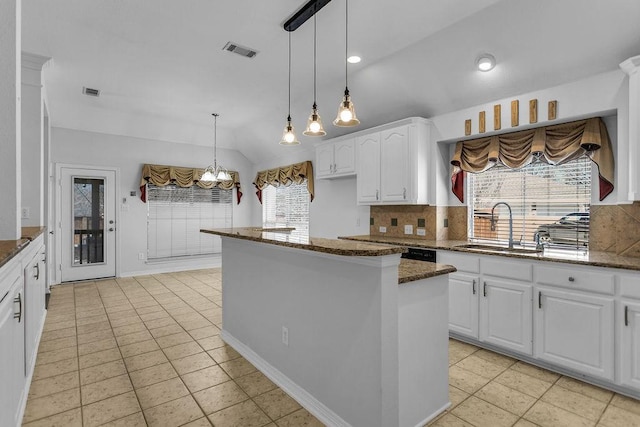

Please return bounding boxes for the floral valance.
[139,164,243,204]
[253,160,314,203]
[451,117,615,202]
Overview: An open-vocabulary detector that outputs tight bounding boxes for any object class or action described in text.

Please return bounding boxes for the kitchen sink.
[456,243,543,254]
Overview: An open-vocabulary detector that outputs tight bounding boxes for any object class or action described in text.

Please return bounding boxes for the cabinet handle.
[472,279,476,295]
[34,263,40,280]
[483,282,487,297]
[376,190,379,200]
[403,187,407,199]
[568,276,575,282]
[333,163,337,173]
[625,305,629,327]
[14,293,22,322]
[538,291,542,309]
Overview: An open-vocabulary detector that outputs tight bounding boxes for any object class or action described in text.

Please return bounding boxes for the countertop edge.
[339,235,640,272]
[202,228,407,257]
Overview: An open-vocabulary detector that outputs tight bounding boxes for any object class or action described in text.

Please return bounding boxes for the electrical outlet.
[282,326,289,346]
[416,228,426,236]
[379,226,387,233]
[138,252,145,260]
[404,224,413,234]
[21,207,30,219]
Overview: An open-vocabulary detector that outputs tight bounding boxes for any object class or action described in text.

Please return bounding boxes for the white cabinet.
[620,300,640,389]
[534,286,614,380]
[24,237,46,374]
[480,276,532,355]
[448,272,479,339]
[315,137,356,179]
[356,118,431,205]
[380,126,411,202]
[618,274,640,390]
[356,133,381,203]
[0,263,25,427]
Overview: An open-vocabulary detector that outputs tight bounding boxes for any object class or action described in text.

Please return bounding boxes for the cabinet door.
[480,277,532,355]
[315,144,334,178]
[25,247,45,374]
[620,300,640,390]
[333,138,355,175]
[449,272,479,339]
[380,125,410,202]
[534,286,614,380]
[356,133,381,204]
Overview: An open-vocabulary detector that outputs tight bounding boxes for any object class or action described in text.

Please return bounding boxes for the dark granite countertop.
[340,235,640,272]
[0,226,47,270]
[201,227,407,257]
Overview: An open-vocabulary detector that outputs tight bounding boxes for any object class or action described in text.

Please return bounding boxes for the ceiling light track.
[283,0,332,32]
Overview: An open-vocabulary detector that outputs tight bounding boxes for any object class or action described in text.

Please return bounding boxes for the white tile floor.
[23,268,640,426]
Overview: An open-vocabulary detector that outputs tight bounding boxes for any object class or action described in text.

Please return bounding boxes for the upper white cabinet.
[315,137,356,179]
[356,118,431,205]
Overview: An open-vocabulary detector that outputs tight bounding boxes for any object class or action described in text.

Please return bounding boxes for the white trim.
[221,330,352,427]
[413,402,451,427]
[122,255,221,277]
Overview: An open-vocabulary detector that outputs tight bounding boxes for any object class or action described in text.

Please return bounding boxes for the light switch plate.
[404,225,413,234]
[416,228,426,236]
[379,226,387,233]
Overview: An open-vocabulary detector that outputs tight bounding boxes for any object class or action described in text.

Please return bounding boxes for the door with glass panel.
[59,167,116,281]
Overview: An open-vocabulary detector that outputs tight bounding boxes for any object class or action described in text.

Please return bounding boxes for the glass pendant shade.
[333,88,360,127]
[303,103,326,136]
[280,115,300,145]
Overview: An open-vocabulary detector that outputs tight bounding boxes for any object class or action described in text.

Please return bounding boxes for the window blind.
[147,184,232,259]
[262,182,310,235]
[469,155,591,249]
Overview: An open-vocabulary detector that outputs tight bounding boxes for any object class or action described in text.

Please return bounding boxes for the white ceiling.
[22,0,640,164]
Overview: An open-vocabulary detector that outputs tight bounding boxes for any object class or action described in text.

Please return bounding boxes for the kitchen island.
[200,227,455,427]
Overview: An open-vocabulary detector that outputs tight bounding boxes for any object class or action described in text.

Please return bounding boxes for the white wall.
[431,69,628,206]
[50,127,254,277]
[251,147,370,239]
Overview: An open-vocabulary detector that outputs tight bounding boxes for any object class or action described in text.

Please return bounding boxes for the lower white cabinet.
[0,265,26,427]
[480,276,533,355]
[534,286,614,380]
[448,272,479,339]
[24,240,46,374]
[620,300,640,389]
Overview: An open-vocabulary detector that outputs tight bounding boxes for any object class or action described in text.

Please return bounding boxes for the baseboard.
[221,330,352,427]
[413,402,450,427]
[121,256,221,277]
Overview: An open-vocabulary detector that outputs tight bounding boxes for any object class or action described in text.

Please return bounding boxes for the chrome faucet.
[491,202,514,249]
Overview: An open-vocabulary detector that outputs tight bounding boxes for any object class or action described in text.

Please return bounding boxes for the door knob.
[109,220,114,224]
[109,228,114,232]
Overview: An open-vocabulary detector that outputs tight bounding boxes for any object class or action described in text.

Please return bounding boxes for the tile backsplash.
[369,205,468,241]
[369,203,640,258]
[590,202,640,258]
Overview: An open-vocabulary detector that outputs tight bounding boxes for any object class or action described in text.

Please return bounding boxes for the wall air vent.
[82,87,100,97]
[223,42,258,59]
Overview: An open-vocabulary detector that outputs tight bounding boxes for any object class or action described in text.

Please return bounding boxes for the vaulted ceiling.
[22,0,640,163]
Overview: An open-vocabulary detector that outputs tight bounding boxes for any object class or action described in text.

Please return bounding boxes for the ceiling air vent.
[223,42,258,59]
[82,87,100,97]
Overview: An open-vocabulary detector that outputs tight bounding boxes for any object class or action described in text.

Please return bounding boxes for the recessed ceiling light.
[476,54,496,72]
[347,55,361,64]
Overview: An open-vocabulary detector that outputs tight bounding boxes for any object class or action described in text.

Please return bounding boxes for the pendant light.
[280,31,300,145]
[201,113,232,182]
[334,0,359,127]
[303,13,326,137]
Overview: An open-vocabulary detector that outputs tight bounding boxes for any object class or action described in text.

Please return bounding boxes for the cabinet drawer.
[438,251,479,273]
[481,258,532,281]
[0,262,22,299]
[535,265,614,295]
[620,274,640,299]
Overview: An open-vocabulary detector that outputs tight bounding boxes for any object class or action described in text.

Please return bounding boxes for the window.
[147,184,232,259]
[469,155,591,249]
[262,182,310,234]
